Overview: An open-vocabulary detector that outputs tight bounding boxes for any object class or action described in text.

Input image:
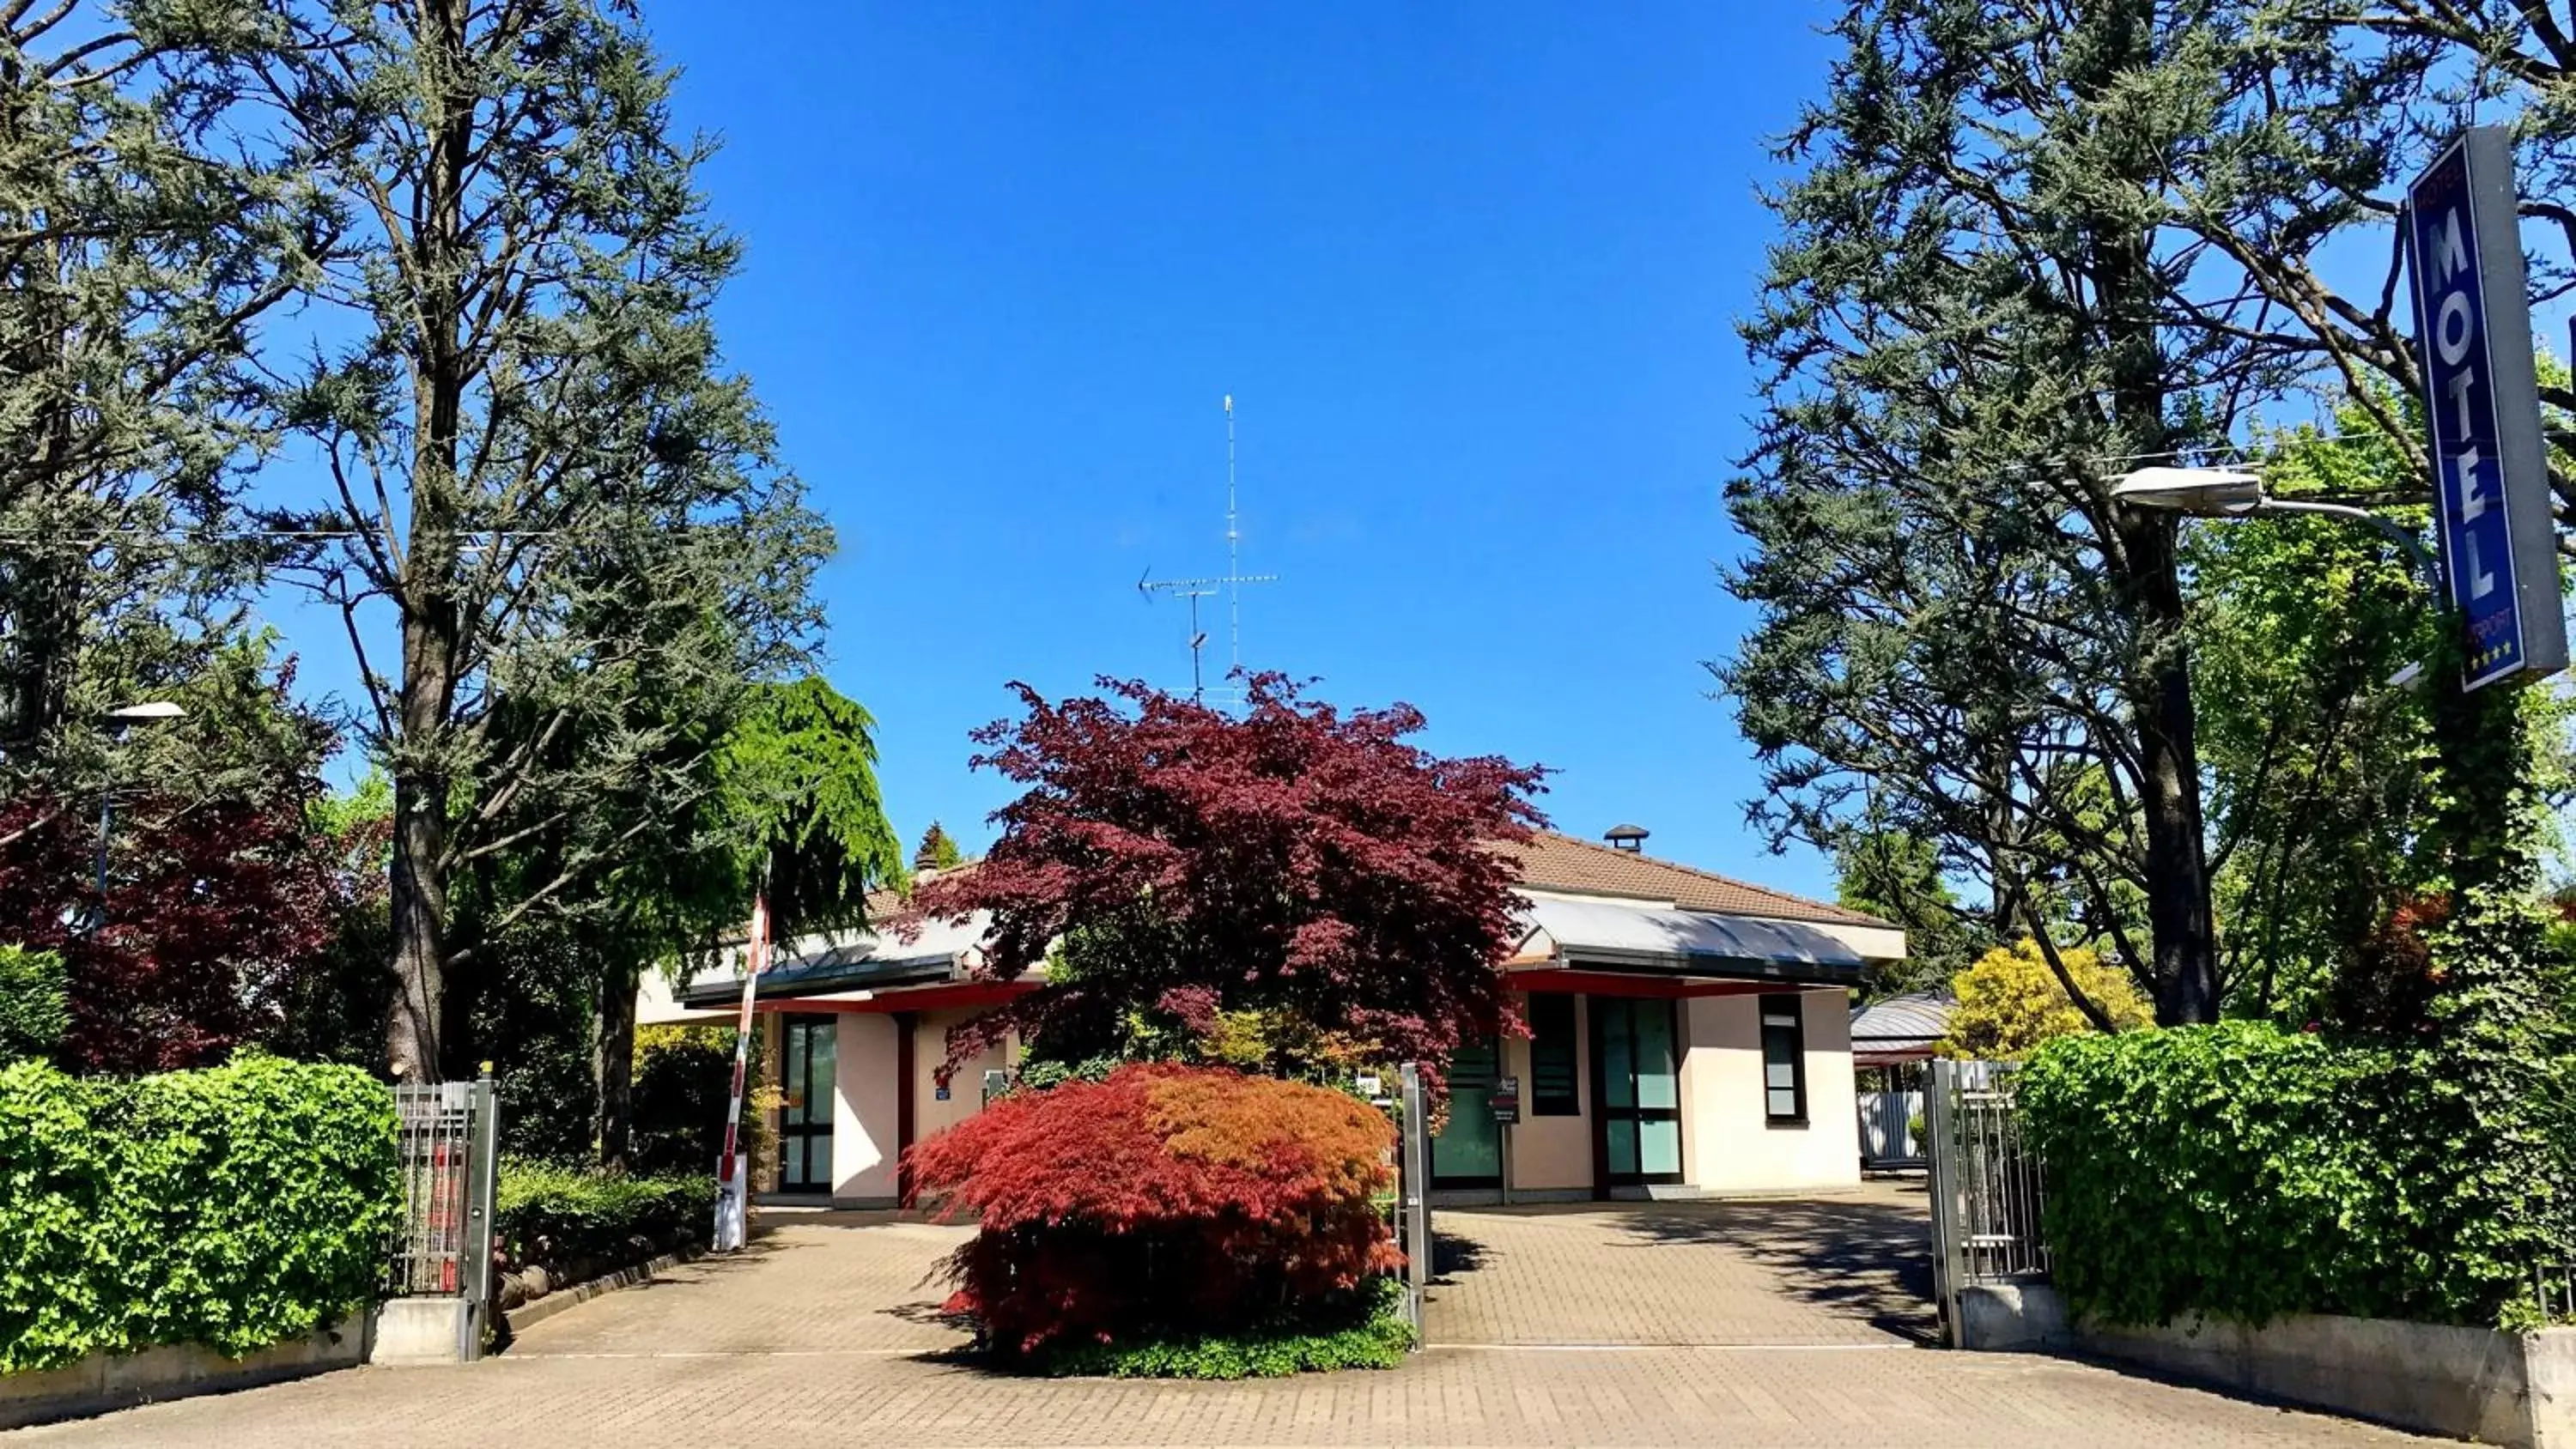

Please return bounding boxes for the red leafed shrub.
[2326,893,2449,1044]
[905,1064,1400,1355]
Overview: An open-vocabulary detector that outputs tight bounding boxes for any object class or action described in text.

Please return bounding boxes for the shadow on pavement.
[1429,1230,1489,1285]
[1617,1188,1940,1344]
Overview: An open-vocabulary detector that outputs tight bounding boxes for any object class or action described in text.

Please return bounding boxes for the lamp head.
[2111,466,2266,516]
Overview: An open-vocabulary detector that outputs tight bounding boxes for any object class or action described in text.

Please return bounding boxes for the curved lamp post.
[2112,466,2438,688]
[2111,465,2440,596]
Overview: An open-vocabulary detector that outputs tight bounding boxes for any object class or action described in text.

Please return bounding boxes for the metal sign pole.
[713,890,771,1252]
[1399,1061,1431,1344]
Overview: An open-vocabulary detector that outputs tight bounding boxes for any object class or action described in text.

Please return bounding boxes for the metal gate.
[387,1074,500,1355]
[1924,1058,2049,1345]
[1857,1070,1928,1169]
[1396,1061,1431,1345]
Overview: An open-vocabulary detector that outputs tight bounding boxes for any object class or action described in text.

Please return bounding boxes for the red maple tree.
[0,706,383,1075]
[914,673,1547,1085]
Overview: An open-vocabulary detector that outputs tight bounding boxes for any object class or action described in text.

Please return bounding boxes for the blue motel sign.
[2405,126,2567,691]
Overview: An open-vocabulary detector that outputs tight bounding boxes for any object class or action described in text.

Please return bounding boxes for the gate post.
[460,1068,501,1361]
[1398,1061,1431,1345]
[1925,1057,1963,1347]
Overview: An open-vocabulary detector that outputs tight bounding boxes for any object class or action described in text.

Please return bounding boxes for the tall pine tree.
[241,0,830,1079]
[0,3,319,796]
[1727,0,2345,1023]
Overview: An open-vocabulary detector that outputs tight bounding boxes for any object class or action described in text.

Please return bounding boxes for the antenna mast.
[1226,394,1242,676]
[1139,393,1278,703]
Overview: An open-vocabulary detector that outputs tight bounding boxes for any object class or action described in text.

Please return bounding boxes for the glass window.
[1431,1039,1504,1184]
[1600,1003,1636,1111]
[1760,997,1807,1125]
[1607,1117,1639,1177]
[810,1022,836,1119]
[1633,1001,1679,1111]
[1528,994,1579,1116]
[1638,1119,1682,1176]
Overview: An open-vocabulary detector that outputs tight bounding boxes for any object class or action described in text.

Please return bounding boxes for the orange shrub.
[905,1064,1399,1355]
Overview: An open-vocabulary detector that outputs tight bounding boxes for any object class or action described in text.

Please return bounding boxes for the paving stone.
[9,1190,2441,1446]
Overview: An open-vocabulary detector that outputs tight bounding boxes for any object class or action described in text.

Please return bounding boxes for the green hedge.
[2020,1022,2416,1328]
[1037,1276,1413,1379]
[495,1161,714,1271]
[0,1054,398,1374]
[0,948,64,1067]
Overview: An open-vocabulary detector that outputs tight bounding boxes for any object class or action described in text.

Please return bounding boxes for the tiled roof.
[1499,832,1893,928]
[866,840,1888,930]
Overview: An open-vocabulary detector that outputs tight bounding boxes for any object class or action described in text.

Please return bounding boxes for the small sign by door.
[1491,1075,1522,1125]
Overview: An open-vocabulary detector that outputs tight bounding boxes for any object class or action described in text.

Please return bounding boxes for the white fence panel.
[1857,1089,1926,1167]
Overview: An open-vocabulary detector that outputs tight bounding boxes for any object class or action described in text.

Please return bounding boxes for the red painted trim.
[894,1010,918,1206]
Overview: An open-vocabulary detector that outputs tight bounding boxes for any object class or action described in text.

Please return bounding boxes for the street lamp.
[85,700,187,935]
[2111,466,2440,597]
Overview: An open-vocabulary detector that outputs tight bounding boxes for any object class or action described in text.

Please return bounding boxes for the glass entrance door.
[1593,997,1682,1186]
[1431,1037,1503,1187]
[779,1016,836,1193]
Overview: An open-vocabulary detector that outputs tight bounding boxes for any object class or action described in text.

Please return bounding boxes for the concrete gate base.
[1959,1282,2576,1448]
[370,1297,482,1364]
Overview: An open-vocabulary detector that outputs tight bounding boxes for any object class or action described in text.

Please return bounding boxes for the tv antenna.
[1139,394,1278,702]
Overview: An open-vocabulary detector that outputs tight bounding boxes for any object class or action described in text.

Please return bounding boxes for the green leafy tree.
[598,674,903,1168]
[237,0,832,1080]
[459,674,902,1166]
[1941,939,2153,1060]
[2187,409,2439,1020]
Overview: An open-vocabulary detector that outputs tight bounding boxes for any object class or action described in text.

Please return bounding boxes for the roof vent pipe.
[1604,824,1649,853]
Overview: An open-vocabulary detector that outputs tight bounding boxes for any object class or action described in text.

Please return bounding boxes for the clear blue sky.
[629,5,1844,895]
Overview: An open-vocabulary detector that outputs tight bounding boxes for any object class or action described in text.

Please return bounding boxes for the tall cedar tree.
[0,3,320,799]
[239,0,829,1079]
[1725,0,2350,1024]
[2148,2,2576,546]
[914,675,1547,1090]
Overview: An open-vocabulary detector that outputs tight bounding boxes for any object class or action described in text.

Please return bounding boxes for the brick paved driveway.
[9,1197,2441,1447]
[1426,1180,1939,1346]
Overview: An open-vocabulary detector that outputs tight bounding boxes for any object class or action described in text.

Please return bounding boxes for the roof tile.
[1499,832,1893,927]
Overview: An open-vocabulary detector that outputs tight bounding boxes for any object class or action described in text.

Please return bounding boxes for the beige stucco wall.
[831,1012,902,1203]
[911,1009,1012,1144]
[1501,993,1595,1191]
[1679,987,1860,1192]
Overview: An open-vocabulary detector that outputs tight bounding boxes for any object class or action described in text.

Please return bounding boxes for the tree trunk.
[2088,0,2219,1025]
[386,791,447,1081]
[384,0,475,1083]
[596,963,636,1170]
[2122,511,2221,1022]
